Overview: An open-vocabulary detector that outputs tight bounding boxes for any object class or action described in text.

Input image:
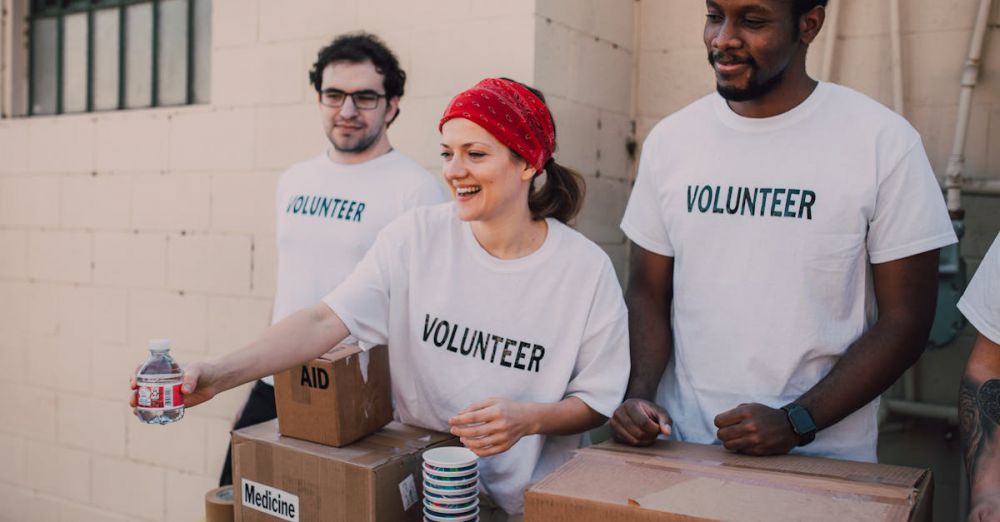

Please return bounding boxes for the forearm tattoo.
[960,377,1000,483]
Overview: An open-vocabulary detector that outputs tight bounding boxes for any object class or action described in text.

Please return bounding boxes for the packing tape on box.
[205,485,234,522]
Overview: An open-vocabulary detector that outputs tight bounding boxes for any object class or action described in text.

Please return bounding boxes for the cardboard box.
[232,419,458,522]
[525,441,933,522]
[274,344,392,447]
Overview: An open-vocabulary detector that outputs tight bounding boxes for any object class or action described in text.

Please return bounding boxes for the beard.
[708,51,789,102]
[329,120,383,154]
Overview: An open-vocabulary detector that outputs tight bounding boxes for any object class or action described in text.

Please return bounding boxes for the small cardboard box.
[525,440,933,522]
[232,419,458,522]
[274,344,392,447]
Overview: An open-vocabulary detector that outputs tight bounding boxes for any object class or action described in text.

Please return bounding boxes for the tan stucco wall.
[0,1,997,521]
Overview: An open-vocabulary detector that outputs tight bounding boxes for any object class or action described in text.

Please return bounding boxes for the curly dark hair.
[792,0,829,18]
[307,32,406,100]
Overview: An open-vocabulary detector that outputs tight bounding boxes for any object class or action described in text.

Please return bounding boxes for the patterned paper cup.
[423,462,478,477]
[422,447,478,470]
[423,482,479,497]
[423,470,479,487]
[424,497,479,512]
[424,489,479,504]
[423,506,480,522]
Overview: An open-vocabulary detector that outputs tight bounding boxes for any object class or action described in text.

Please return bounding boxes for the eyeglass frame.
[318,88,389,110]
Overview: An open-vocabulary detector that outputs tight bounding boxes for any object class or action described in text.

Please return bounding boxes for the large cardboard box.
[525,440,933,522]
[232,419,458,522]
[274,344,392,447]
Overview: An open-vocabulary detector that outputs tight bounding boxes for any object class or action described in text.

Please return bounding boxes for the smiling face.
[440,118,536,224]
[704,0,805,102]
[318,60,399,156]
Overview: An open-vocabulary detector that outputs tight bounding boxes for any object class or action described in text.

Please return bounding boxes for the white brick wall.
[0,1,997,521]
[132,172,212,232]
[57,395,128,457]
[127,415,208,474]
[0,282,31,335]
[253,104,328,170]
[0,123,29,174]
[91,456,165,519]
[0,484,59,522]
[61,174,132,230]
[27,116,95,174]
[27,336,92,395]
[27,231,92,283]
[165,470,218,522]
[167,108,256,171]
[0,229,27,277]
[166,232,252,294]
[128,291,208,354]
[210,170,280,235]
[0,433,27,485]
[212,43,306,107]
[207,296,272,355]
[25,440,91,503]
[94,113,170,173]
[0,175,61,227]
[212,0,258,49]
[94,232,168,288]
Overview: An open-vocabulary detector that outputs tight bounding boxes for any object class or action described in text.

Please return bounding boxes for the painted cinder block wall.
[0,1,997,521]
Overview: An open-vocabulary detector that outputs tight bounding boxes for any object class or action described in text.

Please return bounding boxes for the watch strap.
[781,403,817,446]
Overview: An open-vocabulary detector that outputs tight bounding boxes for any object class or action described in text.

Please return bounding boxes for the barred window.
[28,0,211,116]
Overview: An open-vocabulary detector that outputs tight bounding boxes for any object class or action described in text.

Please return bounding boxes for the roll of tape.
[205,485,234,522]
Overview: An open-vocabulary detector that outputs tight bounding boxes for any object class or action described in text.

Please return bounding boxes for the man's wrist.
[780,403,817,446]
[624,384,658,402]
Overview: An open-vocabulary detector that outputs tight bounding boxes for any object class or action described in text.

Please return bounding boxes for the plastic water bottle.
[135,339,185,425]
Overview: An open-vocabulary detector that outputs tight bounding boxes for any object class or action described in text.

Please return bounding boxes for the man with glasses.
[218,32,446,486]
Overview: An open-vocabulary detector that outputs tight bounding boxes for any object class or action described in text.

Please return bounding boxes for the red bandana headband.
[439,78,556,171]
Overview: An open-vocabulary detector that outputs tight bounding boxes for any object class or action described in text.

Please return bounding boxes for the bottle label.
[137,383,184,409]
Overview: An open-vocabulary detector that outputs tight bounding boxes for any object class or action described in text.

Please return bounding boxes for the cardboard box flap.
[527,442,930,522]
[585,441,927,488]
[365,422,455,449]
[237,420,451,469]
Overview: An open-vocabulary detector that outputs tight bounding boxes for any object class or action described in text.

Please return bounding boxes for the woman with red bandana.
[132,78,629,520]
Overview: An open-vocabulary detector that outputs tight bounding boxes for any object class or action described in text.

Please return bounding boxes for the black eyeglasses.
[319,88,386,110]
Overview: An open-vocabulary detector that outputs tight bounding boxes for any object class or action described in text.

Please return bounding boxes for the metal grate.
[27,0,211,116]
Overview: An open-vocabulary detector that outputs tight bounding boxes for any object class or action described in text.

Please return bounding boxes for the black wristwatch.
[780,403,817,446]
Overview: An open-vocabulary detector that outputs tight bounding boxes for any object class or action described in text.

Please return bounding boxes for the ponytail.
[493,78,585,223]
[528,158,585,223]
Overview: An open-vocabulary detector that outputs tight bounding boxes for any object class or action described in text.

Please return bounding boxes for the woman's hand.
[448,398,540,457]
[129,361,220,414]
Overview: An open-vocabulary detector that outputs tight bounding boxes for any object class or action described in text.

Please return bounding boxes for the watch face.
[788,408,816,432]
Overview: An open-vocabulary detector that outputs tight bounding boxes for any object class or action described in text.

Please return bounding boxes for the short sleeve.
[621,132,674,256]
[564,262,630,417]
[958,233,1000,344]
[322,224,400,345]
[867,140,957,264]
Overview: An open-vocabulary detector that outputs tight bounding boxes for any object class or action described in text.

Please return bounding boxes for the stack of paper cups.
[422,446,480,522]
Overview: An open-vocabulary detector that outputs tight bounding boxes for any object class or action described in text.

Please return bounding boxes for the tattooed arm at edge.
[959,333,1000,521]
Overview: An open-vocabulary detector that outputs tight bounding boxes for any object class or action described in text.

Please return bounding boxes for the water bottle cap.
[148,338,171,353]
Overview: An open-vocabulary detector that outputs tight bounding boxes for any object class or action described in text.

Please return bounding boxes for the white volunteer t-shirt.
[621,82,957,462]
[324,203,629,514]
[263,150,447,385]
[958,233,1000,344]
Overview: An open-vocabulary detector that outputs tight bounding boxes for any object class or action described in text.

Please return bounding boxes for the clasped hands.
[611,399,802,455]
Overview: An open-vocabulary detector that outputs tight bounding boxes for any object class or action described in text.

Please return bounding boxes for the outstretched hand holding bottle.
[129,356,220,416]
[129,304,350,420]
